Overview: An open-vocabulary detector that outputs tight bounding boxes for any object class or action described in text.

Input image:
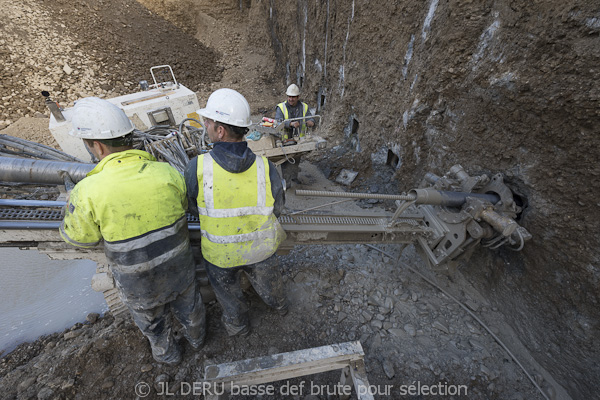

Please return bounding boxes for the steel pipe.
[480,209,518,237]
[409,188,500,207]
[295,189,417,201]
[0,220,202,231]
[424,172,440,184]
[0,156,94,185]
[0,221,61,229]
[296,188,500,207]
[0,135,82,162]
[0,199,66,207]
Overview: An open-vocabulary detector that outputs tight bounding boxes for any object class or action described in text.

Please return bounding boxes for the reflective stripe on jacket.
[60,150,195,308]
[277,101,309,136]
[196,152,286,268]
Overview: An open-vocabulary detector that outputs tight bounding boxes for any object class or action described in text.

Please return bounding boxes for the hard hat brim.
[68,126,134,139]
[198,107,252,128]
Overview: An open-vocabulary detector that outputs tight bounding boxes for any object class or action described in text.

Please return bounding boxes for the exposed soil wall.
[248,1,599,398]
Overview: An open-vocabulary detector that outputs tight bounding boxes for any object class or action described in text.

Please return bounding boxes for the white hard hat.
[198,88,252,128]
[286,84,300,96]
[68,97,134,139]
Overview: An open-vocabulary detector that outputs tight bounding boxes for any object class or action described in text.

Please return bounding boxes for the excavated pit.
[1,0,598,399]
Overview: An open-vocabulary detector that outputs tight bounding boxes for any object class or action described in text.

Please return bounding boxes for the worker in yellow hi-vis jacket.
[275,84,316,143]
[185,88,288,337]
[60,97,205,365]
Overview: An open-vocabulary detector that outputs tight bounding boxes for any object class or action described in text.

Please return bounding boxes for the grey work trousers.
[127,280,206,364]
[204,256,287,336]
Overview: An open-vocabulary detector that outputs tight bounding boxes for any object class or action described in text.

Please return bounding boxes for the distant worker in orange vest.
[275,84,316,145]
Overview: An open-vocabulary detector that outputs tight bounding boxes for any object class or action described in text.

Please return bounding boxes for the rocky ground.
[0,160,551,399]
[0,244,548,400]
[1,0,594,399]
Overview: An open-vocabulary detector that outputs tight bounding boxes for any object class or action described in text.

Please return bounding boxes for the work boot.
[229,325,251,337]
[163,352,182,367]
[238,325,251,337]
[275,305,289,317]
[187,335,205,351]
[153,341,182,366]
[224,321,251,337]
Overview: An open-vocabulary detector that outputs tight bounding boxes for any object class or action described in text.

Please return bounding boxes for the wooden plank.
[0,229,62,242]
[206,357,362,388]
[339,366,352,400]
[205,393,227,400]
[205,341,365,387]
[252,140,321,158]
[350,360,375,400]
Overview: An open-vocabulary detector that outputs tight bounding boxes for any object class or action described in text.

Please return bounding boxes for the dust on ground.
[1,117,59,149]
[136,0,283,114]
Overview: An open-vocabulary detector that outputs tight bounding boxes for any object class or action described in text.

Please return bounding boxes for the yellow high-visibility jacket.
[195,152,286,268]
[60,150,195,308]
[277,101,309,137]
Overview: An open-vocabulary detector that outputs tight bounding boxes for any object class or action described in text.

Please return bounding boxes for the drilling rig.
[0,154,530,315]
[0,65,531,314]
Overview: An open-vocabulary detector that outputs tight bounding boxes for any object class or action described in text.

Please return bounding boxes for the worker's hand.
[291,121,300,129]
[307,120,315,128]
[59,171,76,193]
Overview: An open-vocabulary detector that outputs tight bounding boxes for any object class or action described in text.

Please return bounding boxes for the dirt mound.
[0,0,220,126]
[136,0,283,114]
[0,117,59,148]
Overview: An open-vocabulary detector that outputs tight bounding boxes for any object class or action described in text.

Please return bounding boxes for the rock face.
[238,1,597,398]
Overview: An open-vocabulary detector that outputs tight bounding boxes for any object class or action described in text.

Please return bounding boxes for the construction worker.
[184,88,288,336]
[60,97,205,365]
[275,83,316,144]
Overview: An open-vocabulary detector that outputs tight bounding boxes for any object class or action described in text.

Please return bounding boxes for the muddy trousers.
[127,280,206,364]
[204,256,288,336]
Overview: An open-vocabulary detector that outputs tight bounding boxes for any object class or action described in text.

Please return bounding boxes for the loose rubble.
[0,242,548,399]
[0,0,220,129]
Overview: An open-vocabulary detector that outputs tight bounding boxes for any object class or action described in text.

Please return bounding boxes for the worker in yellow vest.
[275,84,316,144]
[184,88,288,336]
[60,97,205,365]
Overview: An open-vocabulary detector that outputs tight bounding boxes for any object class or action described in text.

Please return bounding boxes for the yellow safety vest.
[196,153,286,268]
[277,101,309,137]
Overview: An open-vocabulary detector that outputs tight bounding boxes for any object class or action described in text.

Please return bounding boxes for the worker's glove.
[246,131,263,141]
[59,171,76,193]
